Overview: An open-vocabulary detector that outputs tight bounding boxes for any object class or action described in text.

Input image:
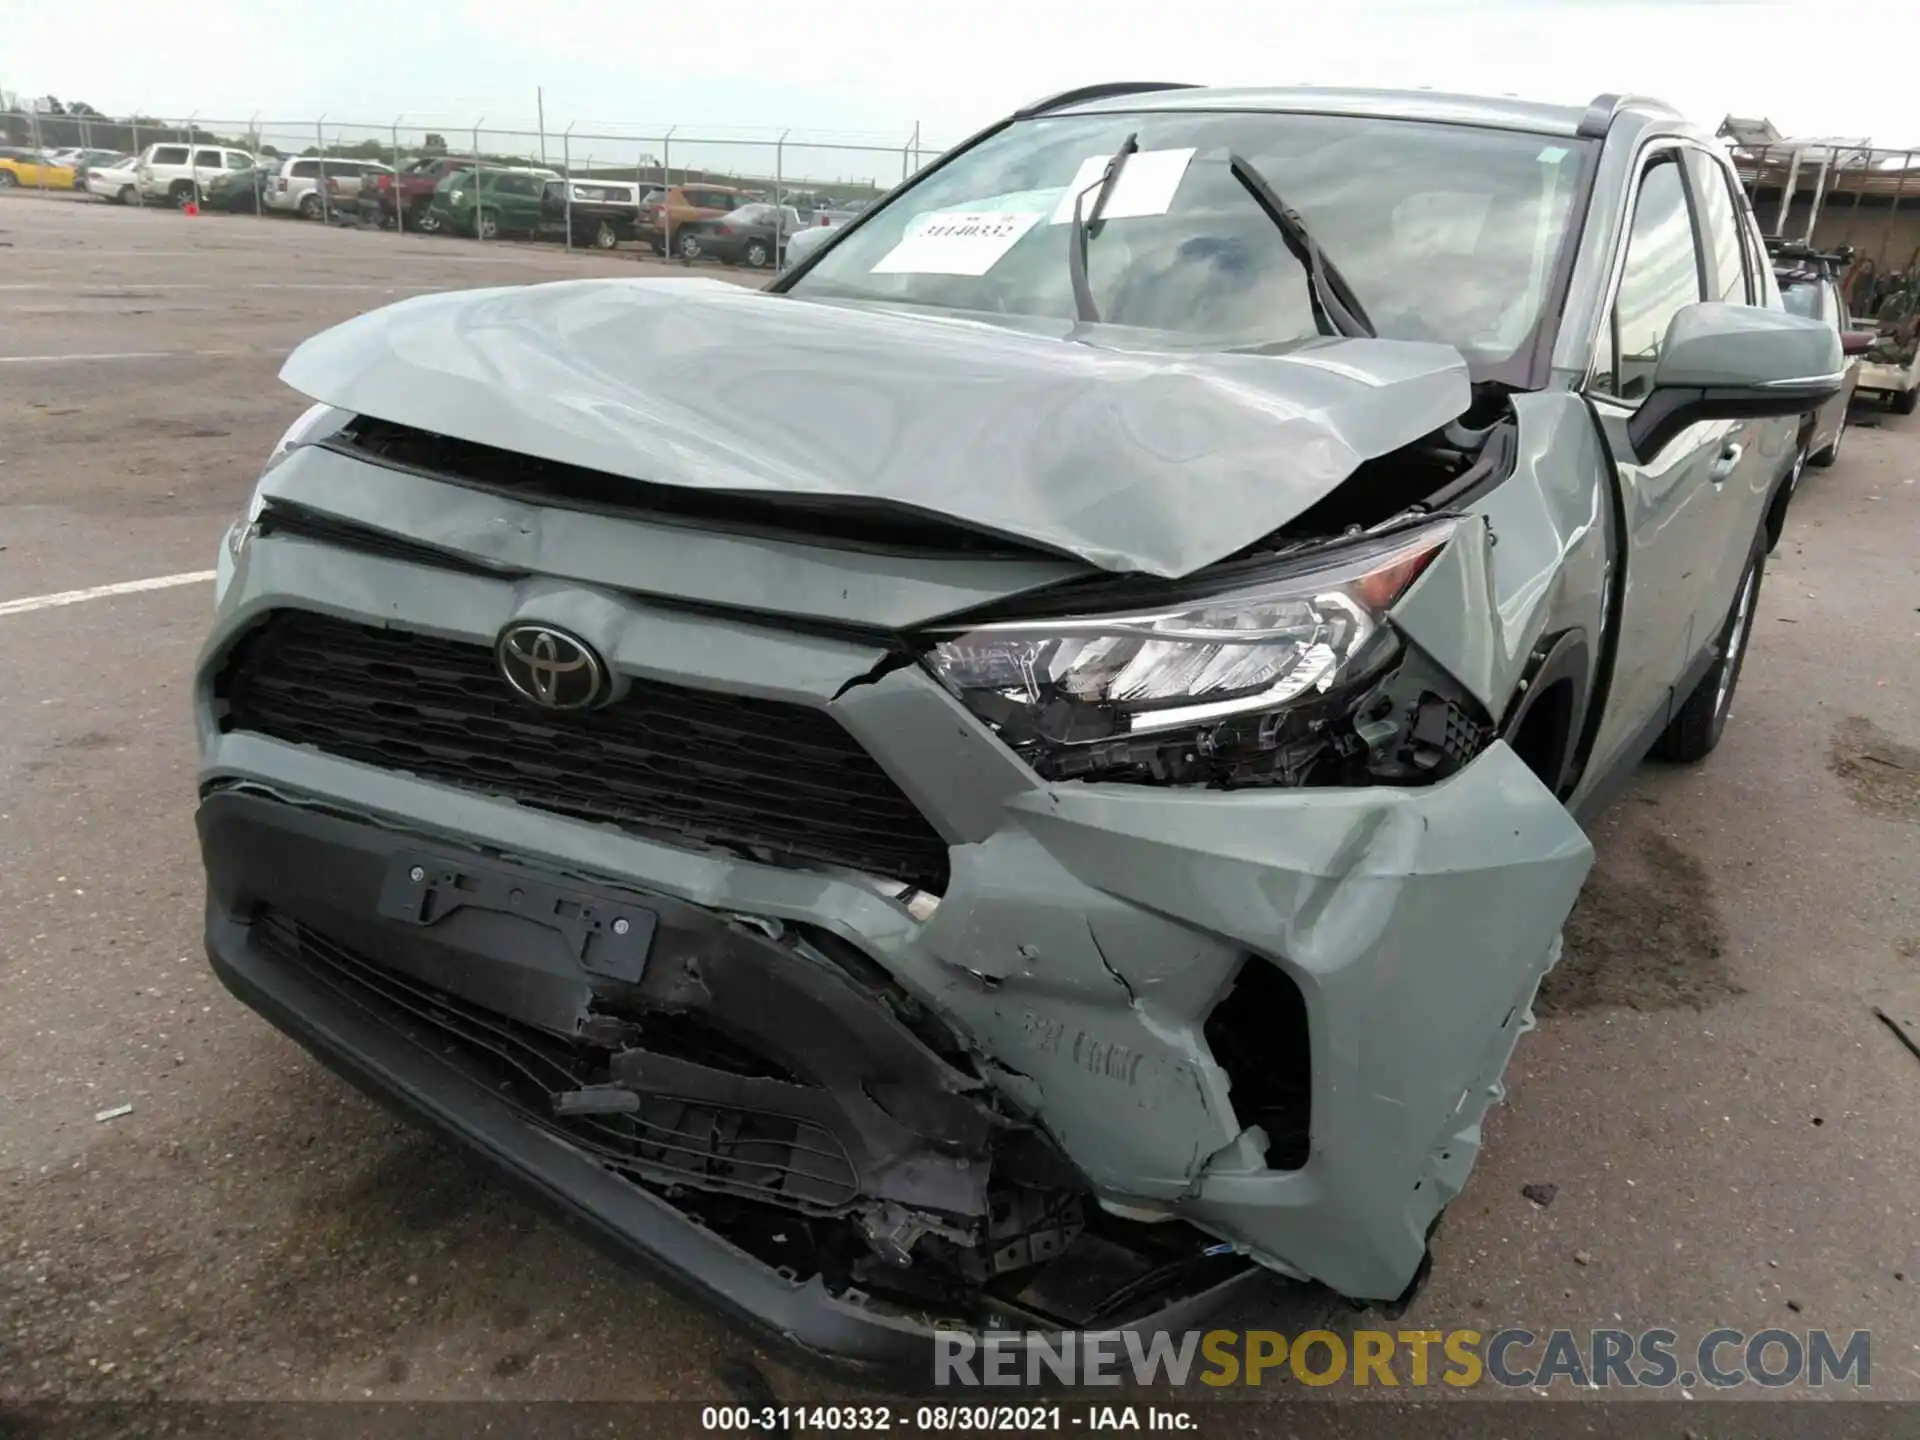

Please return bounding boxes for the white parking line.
[0,282,448,292]
[0,349,291,364]
[0,571,215,618]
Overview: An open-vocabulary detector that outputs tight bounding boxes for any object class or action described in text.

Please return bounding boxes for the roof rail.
[1576,92,1676,140]
[1012,82,1200,120]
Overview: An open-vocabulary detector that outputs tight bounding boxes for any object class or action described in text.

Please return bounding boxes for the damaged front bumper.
[196,534,1592,1361]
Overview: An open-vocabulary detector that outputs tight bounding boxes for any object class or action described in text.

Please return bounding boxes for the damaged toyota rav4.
[196,85,1840,1365]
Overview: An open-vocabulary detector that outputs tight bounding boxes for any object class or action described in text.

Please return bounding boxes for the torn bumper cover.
[197,581,1589,1362]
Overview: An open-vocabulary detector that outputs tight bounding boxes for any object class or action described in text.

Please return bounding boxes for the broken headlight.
[922,523,1453,783]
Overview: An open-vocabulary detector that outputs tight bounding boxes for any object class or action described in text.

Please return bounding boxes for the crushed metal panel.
[1390,391,1612,719]
[915,831,1244,1200]
[1004,743,1592,1299]
[280,278,1472,577]
[259,444,1087,631]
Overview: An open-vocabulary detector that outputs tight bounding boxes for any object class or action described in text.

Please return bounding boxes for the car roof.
[1047,84,1686,140]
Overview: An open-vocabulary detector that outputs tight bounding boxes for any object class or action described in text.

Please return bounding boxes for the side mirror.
[1842,329,1874,356]
[1627,303,1844,463]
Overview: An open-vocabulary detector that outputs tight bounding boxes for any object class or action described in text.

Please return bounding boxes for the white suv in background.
[136,143,257,208]
[265,158,394,220]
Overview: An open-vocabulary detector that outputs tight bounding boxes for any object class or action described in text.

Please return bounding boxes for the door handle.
[1709,442,1743,482]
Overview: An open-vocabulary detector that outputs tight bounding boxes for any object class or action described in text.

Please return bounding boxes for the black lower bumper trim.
[198,789,1275,1371]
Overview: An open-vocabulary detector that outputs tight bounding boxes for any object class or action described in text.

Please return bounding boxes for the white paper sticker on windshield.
[1049,147,1196,225]
[1537,146,1569,163]
[870,210,1043,275]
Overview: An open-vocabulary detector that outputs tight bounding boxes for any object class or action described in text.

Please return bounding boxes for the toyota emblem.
[495,624,607,711]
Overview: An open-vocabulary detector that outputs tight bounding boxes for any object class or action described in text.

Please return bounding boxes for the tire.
[298,192,322,220]
[678,231,703,260]
[0,171,17,188]
[744,239,770,269]
[1652,538,1765,764]
[1809,412,1845,468]
[651,238,667,256]
[1893,385,1918,416]
[475,208,499,241]
[1765,441,1807,552]
[592,220,619,250]
[170,180,199,209]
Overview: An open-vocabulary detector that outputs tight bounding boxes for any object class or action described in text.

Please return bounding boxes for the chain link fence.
[2,107,943,242]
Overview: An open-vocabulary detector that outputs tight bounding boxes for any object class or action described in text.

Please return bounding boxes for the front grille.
[217,610,949,891]
[256,912,861,1210]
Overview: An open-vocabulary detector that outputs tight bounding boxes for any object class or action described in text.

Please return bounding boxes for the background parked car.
[779,219,838,272]
[136,144,257,207]
[674,200,802,268]
[383,155,476,231]
[84,153,143,204]
[537,179,643,248]
[68,150,126,188]
[1768,239,1870,469]
[428,167,562,239]
[638,182,749,254]
[265,158,392,220]
[0,146,76,189]
[204,159,276,214]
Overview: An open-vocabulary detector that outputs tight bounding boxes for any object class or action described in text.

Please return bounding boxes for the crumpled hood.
[280,277,1472,578]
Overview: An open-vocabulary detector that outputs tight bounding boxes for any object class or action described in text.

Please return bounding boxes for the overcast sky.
[7,0,1912,154]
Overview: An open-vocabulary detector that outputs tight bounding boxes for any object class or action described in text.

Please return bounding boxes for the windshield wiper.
[1227,153,1375,340]
[1067,132,1138,324]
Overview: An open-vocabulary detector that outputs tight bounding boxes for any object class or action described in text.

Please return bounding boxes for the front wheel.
[170,181,200,209]
[744,239,770,269]
[678,232,702,260]
[1893,384,1918,416]
[1653,539,1764,764]
[117,184,137,205]
[593,220,619,250]
[0,171,17,188]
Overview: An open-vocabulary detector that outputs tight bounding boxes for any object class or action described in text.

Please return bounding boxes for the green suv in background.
[428,166,560,239]
[200,84,1841,1367]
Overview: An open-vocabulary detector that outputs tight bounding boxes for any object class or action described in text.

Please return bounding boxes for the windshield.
[788,110,1590,369]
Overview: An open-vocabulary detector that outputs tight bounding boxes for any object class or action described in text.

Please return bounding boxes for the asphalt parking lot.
[3,192,1918,1406]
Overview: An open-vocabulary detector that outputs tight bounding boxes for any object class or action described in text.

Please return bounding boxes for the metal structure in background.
[1,107,943,239]
[1723,135,1920,320]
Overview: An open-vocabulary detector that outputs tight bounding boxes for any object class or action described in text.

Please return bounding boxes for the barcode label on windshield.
[870,210,1043,275]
